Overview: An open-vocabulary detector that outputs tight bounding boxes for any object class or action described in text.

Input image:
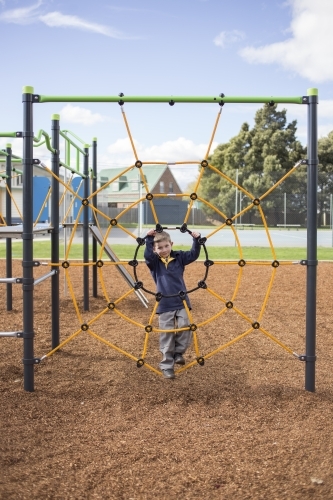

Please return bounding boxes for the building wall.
[151,168,182,195]
[103,167,183,208]
[0,186,23,220]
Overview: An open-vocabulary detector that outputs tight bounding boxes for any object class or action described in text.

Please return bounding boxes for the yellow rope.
[63,178,83,224]
[258,204,277,261]
[204,327,254,359]
[87,330,161,375]
[37,110,305,380]
[65,213,83,260]
[258,267,277,322]
[141,332,150,359]
[65,268,83,324]
[42,164,83,200]
[112,306,146,329]
[148,302,159,327]
[121,107,139,161]
[59,173,74,208]
[260,161,302,201]
[43,329,82,358]
[98,266,110,303]
[208,163,254,199]
[87,306,110,327]
[34,187,51,226]
[231,266,244,301]
[184,199,194,225]
[196,305,228,328]
[87,329,138,361]
[232,304,256,325]
[6,183,23,220]
[89,164,135,199]
[258,326,294,355]
[205,108,222,159]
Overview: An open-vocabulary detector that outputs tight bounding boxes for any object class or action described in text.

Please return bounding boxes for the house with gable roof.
[97,163,200,225]
[99,164,182,208]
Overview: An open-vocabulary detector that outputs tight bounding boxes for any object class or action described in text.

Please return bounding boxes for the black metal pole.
[83,145,90,311]
[305,88,318,392]
[92,138,98,298]
[51,114,60,349]
[6,144,13,311]
[22,86,35,392]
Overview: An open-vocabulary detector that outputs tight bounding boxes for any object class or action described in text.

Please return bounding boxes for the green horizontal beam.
[59,161,86,177]
[0,132,17,137]
[59,131,87,155]
[37,95,305,105]
[62,130,88,146]
[0,158,22,163]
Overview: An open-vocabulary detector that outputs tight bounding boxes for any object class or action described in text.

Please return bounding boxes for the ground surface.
[1,259,333,500]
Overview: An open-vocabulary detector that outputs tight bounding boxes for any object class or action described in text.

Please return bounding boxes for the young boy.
[144,229,201,379]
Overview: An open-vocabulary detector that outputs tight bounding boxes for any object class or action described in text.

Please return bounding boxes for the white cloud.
[107,137,217,163]
[239,0,333,82]
[0,0,42,24]
[295,123,333,141]
[59,105,109,126]
[0,138,71,159]
[281,99,333,142]
[214,30,245,48]
[318,124,333,137]
[108,138,137,155]
[144,137,216,162]
[318,99,333,118]
[105,137,217,188]
[0,137,23,157]
[39,11,132,39]
[0,2,136,39]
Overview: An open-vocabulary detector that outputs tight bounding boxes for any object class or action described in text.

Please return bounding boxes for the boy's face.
[154,239,173,258]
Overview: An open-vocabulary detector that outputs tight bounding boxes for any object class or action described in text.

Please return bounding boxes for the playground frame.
[6,87,319,392]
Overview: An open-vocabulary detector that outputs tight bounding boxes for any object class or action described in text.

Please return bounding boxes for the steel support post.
[92,138,98,298]
[6,144,13,311]
[22,86,35,392]
[83,145,90,311]
[51,115,60,348]
[305,88,318,392]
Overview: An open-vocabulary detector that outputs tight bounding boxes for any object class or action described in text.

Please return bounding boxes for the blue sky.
[0,0,332,188]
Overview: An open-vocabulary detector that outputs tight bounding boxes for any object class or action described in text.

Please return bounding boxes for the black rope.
[129,224,213,301]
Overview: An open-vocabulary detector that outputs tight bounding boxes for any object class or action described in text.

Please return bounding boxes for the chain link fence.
[96,193,333,229]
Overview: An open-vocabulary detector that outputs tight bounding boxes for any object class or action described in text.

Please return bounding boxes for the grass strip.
[0,241,332,261]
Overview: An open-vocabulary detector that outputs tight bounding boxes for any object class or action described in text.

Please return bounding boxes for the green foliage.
[318,131,333,225]
[199,104,307,224]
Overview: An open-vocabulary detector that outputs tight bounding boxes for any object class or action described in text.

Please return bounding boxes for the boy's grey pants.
[158,308,192,370]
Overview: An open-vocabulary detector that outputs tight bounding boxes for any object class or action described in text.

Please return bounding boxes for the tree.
[317,131,333,227]
[199,104,306,225]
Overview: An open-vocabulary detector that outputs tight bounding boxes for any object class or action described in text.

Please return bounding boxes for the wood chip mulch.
[1,259,333,499]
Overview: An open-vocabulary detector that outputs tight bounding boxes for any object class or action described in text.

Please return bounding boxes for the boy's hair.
[153,230,171,245]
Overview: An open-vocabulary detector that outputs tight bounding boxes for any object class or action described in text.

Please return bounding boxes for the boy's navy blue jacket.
[144,235,201,313]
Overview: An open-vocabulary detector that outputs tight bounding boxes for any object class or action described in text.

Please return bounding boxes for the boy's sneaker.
[162,369,175,379]
[174,354,185,365]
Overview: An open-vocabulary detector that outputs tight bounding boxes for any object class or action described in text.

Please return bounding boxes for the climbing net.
[33,104,305,376]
